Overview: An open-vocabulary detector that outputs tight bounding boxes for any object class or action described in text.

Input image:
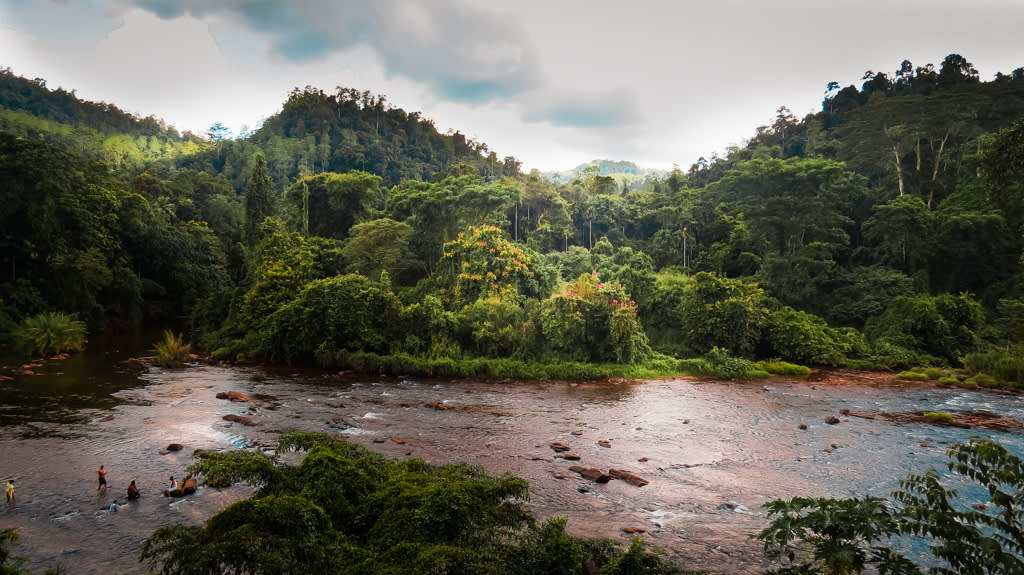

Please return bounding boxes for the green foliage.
[259,273,403,363]
[896,370,929,381]
[676,272,768,357]
[963,373,997,387]
[437,224,548,308]
[764,307,855,366]
[151,330,191,368]
[0,528,29,575]
[922,411,955,424]
[695,347,770,379]
[342,218,414,279]
[13,312,87,356]
[538,272,652,364]
[758,439,1024,575]
[938,376,961,385]
[600,537,696,575]
[243,152,276,247]
[963,347,1024,386]
[284,171,382,240]
[865,293,984,363]
[756,360,812,376]
[144,433,686,574]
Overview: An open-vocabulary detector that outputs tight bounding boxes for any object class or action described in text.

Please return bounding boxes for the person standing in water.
[4,480,13,504]
[97,465,108,491]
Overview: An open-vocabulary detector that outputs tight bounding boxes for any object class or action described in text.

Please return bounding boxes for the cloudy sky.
[1,0,1023,172]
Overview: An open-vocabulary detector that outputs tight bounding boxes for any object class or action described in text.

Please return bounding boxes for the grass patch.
[309,348,770,381]
[896,370,929,381]
[756,360,811,376]
[14,311,87,356]
[963,350,1024,388]
[152,331,191,368]
[964,373,999,388]
[922,411,956,424]
[938,376,960,385]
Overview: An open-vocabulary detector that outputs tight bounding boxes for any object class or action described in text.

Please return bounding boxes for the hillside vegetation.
[1,55,1023,386]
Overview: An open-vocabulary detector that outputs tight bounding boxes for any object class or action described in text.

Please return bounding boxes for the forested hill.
[0,68,206,169]
[178,86,520,190]
[688,54,1024,197]
[2,54,1024,390]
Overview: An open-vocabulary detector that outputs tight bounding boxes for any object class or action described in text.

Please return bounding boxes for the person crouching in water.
[126,480,140,501]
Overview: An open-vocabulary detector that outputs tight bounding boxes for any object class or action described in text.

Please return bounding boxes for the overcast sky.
[2,0,1023,172]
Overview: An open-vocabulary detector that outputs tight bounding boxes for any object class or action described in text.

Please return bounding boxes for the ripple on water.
[5,368,1024,574]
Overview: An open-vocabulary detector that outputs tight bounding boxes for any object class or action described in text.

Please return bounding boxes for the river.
[1,350,1023,574]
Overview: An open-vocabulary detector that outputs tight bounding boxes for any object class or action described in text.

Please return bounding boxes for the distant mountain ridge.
[541,159,668,185]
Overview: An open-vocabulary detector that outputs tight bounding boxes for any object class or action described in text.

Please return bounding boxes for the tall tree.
[243,152,276,248]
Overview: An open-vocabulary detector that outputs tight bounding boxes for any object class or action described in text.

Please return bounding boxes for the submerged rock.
[569,466,611,483]
[222,414,257,426]
[215,391,250,402]
[609,468,649,487]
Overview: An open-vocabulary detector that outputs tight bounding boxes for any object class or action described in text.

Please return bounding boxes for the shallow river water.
[2,353,1023,574]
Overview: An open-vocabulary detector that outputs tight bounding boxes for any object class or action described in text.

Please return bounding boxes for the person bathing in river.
[163,476,178,497]
[126,480,140,500]
[4,480,13,504]
[97,465,107,491]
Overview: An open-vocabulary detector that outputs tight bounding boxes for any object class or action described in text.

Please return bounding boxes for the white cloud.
[2,0,1024,172]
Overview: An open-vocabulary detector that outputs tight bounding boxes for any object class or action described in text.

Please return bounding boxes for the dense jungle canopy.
[2,54,1024,383]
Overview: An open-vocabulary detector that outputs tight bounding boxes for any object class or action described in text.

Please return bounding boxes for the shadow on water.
[0,328,163,430]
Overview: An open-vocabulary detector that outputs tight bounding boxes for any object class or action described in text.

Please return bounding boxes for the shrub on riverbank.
[963,348,1024,388]
[314,347,772,381]
[141,433,692,574]
[13,311,87,356]
[152,330,191,368]
[756,359,811,376]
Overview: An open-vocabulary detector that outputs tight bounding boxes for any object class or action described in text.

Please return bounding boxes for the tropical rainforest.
[3,54,1024,385]
[3,53,1024,574]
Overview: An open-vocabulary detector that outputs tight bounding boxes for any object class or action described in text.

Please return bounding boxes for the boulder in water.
[223,414,257,426]
[215,391,249,402]
[569,466,611,483]
[609,468,649,487]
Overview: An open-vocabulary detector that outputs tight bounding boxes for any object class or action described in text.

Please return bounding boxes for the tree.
[243,152,276,248]
[676,272,768,356]
[862,195,934,274]
[342,218,413,279]
[283,171,382,240]
[758,439,1024,575]
[938,53,980,87]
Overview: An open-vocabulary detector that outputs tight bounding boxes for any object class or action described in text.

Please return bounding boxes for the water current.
[1,350,1023,574]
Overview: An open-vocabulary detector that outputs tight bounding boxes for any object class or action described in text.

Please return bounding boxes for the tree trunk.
[892,144,905,196]
[916,139,922,172]
[927,130,950,208]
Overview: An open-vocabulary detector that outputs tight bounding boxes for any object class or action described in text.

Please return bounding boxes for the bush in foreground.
[141,433,693,574]
[758,439,1024,574]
